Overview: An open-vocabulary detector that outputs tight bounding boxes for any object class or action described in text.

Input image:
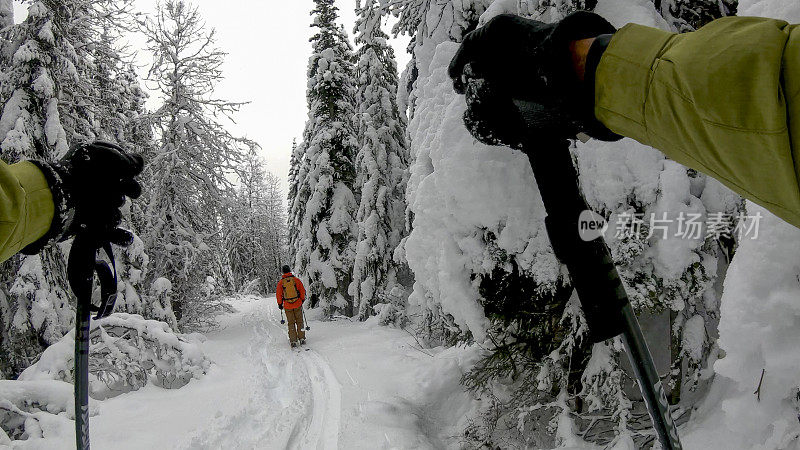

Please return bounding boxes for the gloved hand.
[448,12,619,146]
[23,141,144,254]
[460,73,581,149]
[278,304,284,310]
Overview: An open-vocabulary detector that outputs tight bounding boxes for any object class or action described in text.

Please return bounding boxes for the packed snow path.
[172,297,343,449]
[83,296,451,449]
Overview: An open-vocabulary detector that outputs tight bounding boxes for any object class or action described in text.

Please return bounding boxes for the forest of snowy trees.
[3,0,800,448]
[288,0,411,320]
[286,0,799,448]
[0,0,287,379]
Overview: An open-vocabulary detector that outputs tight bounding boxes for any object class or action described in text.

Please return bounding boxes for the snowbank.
[0,379,95,445]
[19,313,210,400]
[684,204,800,448]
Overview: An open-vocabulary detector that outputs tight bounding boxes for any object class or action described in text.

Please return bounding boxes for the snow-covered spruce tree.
[293,0,359,317]
[287,138,305,265]
[141,0,249,330]
[350,0,410,322]
[387,0,494,346]
[0,0,165,377]
[0,0,104,378]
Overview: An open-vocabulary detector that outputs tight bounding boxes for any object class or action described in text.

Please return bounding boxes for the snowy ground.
[63,296,465,450]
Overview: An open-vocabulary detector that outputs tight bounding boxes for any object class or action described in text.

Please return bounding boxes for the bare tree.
[139,0,251,330]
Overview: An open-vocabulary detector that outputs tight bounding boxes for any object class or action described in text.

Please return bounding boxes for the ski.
[514,100,682,450]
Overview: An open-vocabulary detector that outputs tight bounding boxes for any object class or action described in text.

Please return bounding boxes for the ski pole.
[280,307,285,324]
[68,233,118,450]
[513,100,682,450]
[302,305,310,331]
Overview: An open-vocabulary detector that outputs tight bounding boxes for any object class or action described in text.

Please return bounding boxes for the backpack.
[281,276,300,301]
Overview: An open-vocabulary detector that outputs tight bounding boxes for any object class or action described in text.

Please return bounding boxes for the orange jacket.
[276,273,306,310]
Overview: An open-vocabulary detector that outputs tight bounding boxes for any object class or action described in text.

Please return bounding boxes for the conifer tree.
[0,0,169,376]
[287,138,305,264]
[293,0,359,316]
[389,0,736,446]
[350,0,410,320]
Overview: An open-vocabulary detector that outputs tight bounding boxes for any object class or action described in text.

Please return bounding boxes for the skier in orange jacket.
[276,265,307,347]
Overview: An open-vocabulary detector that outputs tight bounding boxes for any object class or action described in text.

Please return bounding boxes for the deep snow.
[8,296,484,449]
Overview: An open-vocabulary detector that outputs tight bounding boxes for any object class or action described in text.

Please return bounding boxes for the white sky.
[13,0,411,196]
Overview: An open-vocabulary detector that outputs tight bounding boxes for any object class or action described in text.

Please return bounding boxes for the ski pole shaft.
[74,296,90,450]
[620,304,681,448]
[302,306,310,330]
[68,234,118,450]
[512,102,681,449]
[67,234,98,450]
[280,307,285,324]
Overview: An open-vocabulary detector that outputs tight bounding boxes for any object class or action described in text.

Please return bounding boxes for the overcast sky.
[13,0,411,196]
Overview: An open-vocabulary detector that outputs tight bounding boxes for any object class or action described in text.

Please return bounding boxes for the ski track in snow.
[86,296,439,449]
[178,299,342,449]
[288,350,342,449]
[279,306,342,450]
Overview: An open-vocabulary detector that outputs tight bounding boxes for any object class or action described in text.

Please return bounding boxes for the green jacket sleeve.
[594,16,800,229]
[0,160,54,262]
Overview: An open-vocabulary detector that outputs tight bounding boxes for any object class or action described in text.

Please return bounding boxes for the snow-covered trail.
[172,297,343,450]
[87,296,450,449]
[263,304,342,450]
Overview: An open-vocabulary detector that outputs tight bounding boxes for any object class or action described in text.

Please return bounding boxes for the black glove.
[461,73,582,149]
[448,12,620,146]
[278,304,284,310]
[23,141,144,254]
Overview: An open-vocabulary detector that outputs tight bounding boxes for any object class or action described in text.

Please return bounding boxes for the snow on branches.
[350,0,411,321]
[139,0,254,329]
[18,313,210,399]
[292,0,360,317]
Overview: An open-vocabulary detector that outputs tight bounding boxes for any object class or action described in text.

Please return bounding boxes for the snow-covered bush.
[175,275,234,331]
[374,284,411,327]
[236,278,262,296]
[19,313,210,400]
